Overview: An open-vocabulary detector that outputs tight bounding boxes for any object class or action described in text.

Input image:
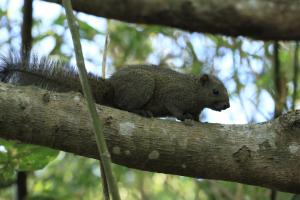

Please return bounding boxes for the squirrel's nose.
[223,102,230,109]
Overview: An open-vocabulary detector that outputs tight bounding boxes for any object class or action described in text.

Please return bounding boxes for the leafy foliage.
[0,139,58,188]
[108,22,154,67]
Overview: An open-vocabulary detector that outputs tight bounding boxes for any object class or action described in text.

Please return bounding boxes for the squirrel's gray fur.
[0,52,230,121]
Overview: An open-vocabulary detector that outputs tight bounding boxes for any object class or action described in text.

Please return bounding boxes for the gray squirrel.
[0,52,230,121]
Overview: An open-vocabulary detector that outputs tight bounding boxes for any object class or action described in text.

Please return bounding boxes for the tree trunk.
[43,0,300,40]
[0,83,299,194]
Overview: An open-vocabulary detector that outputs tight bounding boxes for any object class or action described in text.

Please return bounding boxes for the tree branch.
[42,0,300,40]
[0,82,299,194]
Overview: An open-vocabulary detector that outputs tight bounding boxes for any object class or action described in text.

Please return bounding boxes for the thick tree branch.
[0,82,299,194]
[43,0,300,40]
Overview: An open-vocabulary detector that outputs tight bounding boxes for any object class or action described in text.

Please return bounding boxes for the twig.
[62,1,121,199]
[102,33,109,79]
[99,23,111,200]
[292,42,299,110]
[17,0,33,199]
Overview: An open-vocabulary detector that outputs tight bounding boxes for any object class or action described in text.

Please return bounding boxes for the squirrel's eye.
[213,89,219,95]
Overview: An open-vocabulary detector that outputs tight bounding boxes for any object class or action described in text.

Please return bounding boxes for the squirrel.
[0,52,230,122]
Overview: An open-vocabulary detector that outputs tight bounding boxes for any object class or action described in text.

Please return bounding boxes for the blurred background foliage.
[0,0,299,199]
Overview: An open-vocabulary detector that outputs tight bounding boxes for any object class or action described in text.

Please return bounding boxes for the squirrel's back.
[112,64,196,88]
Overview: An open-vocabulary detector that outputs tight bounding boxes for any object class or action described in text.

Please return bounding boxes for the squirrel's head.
[198,74,230,112]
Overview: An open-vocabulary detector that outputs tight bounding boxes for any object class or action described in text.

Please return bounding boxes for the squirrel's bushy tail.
[0,51,114,105]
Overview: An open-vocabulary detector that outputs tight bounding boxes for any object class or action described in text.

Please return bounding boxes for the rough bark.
[42,0,300,41]
[0,82,299,194]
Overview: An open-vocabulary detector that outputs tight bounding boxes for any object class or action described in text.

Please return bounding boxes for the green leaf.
[15,144,59,171]
[53,14,66,26]
[77,19,102,40]
[0,139,59,172]
[0,165,16,188]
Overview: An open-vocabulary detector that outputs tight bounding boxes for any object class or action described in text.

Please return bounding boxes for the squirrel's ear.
[200,74,209,86]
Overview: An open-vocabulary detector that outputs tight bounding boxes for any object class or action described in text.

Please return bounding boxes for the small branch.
[62,1,120,199]
[0,83,299,194]
[100,32,111,200]
[102,33,109,79]
[271,41,282,200]
[21,0,33,59]
[273,42,287,118]
[293,42,299,111]
[18,0,33,199]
